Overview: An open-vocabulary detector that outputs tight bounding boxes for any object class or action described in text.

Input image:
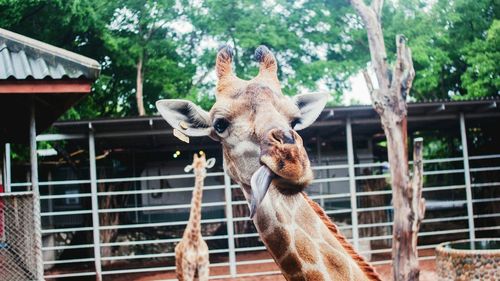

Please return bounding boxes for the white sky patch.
[344,72,371,105]
[315,77,331,92]
[108,7,139,33]
[422,0,438,13]
[343,66,378,105]
[315,22,331,33]
[293,0,306,9]
[168,19,194,34]
[321,9,331,17]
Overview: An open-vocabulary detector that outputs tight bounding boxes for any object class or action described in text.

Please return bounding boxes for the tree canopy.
[0,0,498,118]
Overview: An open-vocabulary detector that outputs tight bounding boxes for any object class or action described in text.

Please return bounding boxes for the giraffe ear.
[206,158,216,169]
[184,164,193,173]
[292,92,329,131]
[156,99,215,138]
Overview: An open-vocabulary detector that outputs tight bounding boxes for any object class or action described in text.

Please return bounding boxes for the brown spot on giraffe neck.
[280,252,302,276]
[265,226,291,259]
[295,228,317,264]
[319,243,351,280]
[256,212,270,232]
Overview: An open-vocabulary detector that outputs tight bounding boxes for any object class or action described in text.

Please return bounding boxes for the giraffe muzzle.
[259,129,313,186]
[250,130,314,217]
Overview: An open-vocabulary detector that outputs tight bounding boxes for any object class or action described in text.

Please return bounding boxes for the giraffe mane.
[302,193,383,281]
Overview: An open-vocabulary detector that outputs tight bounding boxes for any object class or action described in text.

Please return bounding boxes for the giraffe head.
[184,153,216,177]
[158,45,328,216]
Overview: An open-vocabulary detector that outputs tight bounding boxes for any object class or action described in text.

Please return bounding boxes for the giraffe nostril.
[282,131,295,144]
[269,129,295,145]
[269,130,281,143]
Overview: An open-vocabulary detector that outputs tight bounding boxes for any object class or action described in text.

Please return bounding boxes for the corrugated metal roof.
[0,28,100,80]
[52,97,500,127]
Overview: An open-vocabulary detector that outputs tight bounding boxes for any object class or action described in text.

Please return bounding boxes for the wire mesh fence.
[0,192,42,281]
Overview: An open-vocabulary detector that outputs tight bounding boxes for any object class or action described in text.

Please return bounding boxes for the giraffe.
[157,45,382,281]
[174,153,215,281]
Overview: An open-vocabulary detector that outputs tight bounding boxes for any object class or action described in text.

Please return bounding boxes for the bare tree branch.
[391,35,415,100]
[371,0,384,21]
[362,70,374,94]
[193,69,211,87]
[349,0,390,91]
[350,0,370,15]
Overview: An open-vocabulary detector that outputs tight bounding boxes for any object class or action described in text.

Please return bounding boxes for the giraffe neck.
[252,186,381,281]
[186,171,204,241]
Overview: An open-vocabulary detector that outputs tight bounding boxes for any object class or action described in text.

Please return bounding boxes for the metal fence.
[14,153,500,280]
[0,192,43,281]
[3,114,500,280]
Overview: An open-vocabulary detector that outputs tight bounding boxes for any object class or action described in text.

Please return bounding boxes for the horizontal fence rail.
[6,152,498,280]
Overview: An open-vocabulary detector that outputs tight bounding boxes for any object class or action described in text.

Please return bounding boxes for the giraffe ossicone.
[158,45,382,281]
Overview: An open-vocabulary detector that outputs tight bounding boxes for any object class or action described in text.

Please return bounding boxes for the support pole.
[89,124,103,281]
[316,137,324,208]
[460,113,475,241]
[30,105,38,193]
[223,164,237,277]
[3,143,11,192]
[346,118,359,250]
[30,101,44,281]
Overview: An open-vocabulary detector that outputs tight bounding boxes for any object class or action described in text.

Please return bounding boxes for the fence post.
[316,137,325,208]
[223,164,237,277]
[3,143,11,192]
[459,113,475,241]
[346,117,360,250]
[30,101,44,281]
[88,124,103,281]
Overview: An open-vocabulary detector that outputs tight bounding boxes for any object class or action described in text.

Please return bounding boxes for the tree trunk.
[99,182,120,267]
[384,118,424,280]
[349,0,426,280]
[136,53,145,116]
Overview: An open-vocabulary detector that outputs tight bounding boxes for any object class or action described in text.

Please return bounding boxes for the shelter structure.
[0,28,100,281]
[7,97,498,280]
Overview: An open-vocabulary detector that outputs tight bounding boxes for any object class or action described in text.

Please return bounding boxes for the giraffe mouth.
[249,163,312,218]
[250,131,314,218]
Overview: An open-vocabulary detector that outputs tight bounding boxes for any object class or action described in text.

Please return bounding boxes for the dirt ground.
[114,252,437,281]
[47,250,436,281]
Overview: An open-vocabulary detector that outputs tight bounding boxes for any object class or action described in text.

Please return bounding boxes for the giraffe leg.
[197,262,209,281]
[175,244,184,281]
[197,244,210,281]
[176,256,183,281]
[182,259,196,281]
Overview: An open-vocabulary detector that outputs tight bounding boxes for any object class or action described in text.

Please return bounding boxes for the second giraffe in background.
[175,153,215,281]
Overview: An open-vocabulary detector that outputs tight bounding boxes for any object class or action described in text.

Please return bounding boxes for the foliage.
[0,0,498,118]
[179,0,357,105]
[381,0,499,100]
[461,19,500,98]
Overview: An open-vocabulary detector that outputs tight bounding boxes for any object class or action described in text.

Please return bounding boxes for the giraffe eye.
[213,118,230,134]
[290,118,301,129]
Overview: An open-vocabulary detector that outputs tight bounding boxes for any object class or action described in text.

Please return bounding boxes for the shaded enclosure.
[4,99,499,280]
